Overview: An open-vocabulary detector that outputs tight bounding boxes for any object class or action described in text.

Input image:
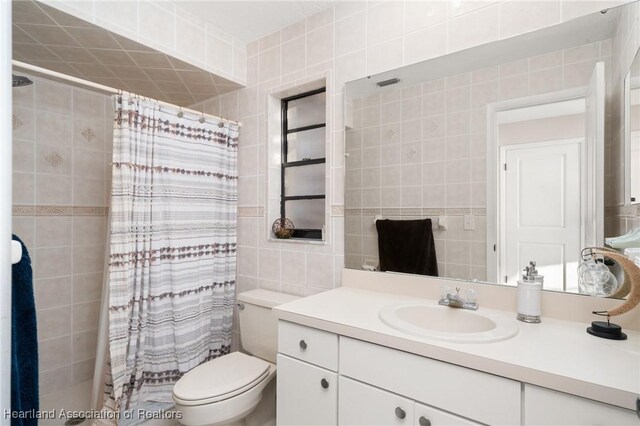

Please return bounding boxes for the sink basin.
[379,303,518,343]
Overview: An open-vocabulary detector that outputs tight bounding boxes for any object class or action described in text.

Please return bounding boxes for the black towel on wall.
[11,235,38,426]
[376,219,438,276]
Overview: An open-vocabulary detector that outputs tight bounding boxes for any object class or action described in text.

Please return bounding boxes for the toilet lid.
[173,352,270,403]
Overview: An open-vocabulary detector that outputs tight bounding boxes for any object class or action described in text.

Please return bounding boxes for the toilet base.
[175,367,276,426]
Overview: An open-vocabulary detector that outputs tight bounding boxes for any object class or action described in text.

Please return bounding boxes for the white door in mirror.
[502,140,582,292]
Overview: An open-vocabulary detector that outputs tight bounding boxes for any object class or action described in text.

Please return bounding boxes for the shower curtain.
[102,93,239,412]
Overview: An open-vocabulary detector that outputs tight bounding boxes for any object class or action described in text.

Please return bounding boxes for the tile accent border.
[13,205,108,217]
[236,205,345,218]
[345,207,487,217]
[237,206,264,217]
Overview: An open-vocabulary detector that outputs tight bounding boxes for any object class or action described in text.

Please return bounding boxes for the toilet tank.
[237,289,300,363]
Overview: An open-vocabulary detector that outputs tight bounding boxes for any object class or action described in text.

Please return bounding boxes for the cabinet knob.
[394,407,406,420]
[418,416,431,426]
[320,378,329,389]
[299,340,307,350]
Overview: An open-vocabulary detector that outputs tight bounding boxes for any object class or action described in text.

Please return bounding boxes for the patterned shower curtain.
[103,93,239,412]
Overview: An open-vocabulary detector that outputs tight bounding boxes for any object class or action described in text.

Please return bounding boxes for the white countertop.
[273,287,640,411]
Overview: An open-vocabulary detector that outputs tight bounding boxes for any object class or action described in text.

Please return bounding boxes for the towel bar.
[373,215,447,230]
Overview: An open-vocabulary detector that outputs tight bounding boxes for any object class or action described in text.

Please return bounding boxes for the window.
[280,87,326,239]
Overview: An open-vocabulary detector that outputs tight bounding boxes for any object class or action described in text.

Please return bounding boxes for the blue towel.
[11,235,38,426]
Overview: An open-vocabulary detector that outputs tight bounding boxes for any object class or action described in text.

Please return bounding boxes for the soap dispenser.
[517,261,543,323]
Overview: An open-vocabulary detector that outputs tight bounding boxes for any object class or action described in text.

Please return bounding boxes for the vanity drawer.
[524,384,637,425]
[414,402,482,426]
[339,376,414,426]
[278,320,339,371]
[340,337,520,426]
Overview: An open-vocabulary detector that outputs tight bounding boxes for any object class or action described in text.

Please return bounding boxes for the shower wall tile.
[36,144,72,175]
[72,330,98,362]
[72,358,96,384]
[39,335,72,371]
[73,301,101,333]
[40,366,73,396]
[73,177,106,206]
[12,107,35,140]
[12,73,112,398]
[35,277,73,310]
[13,173,35,205]
[72,245,105,275]
[36,174,72,205]
[12,138,35,173]
[36,111,72,147]
[37,307,72,340]
[34,247,72,279]
[35,79,73,114]
[72,273,103,304]
[35,217,72,247]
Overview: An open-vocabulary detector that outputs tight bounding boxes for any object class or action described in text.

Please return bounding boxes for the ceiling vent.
[376,78,400,87]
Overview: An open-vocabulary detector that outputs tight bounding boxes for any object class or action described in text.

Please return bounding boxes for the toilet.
[172,289,299,426]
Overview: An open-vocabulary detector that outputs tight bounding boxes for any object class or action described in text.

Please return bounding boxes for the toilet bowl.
[173,352,276,426]
[172,289,299,426]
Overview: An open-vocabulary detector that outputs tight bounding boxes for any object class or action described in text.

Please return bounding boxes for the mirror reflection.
[626,50,640,205]
[344,2,638,297]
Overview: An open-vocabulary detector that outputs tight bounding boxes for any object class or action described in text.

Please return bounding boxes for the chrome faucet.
[438,286,478,310]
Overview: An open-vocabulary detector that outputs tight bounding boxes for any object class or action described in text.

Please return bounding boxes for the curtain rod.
[12,60,241,127]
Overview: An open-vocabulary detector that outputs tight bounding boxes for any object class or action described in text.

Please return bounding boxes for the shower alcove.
[11,1,243,423]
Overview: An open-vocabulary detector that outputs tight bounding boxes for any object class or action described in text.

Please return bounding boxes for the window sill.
[268,237,326,245]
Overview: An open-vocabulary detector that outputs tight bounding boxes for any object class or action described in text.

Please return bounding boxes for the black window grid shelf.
[280,87,327,240]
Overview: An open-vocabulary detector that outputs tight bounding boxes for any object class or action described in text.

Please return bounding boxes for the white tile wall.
[40,0,247,85]
[184,0,631,300]
[12,74,111,396]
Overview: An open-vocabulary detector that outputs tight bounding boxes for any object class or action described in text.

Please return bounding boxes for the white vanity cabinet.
[276,321,339,426]
[523,384,638,425]
[276,320,637,426]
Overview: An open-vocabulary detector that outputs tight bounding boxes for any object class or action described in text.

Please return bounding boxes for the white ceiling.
[175,1,336,43]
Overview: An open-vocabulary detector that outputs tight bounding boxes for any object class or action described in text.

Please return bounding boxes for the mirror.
[625,48,640,205]
[344,2,637,297]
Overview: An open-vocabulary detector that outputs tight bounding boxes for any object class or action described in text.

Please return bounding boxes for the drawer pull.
[299,339,307,350]
[320,378,329,389]
[418,416,431,426]
[395,407,406,420]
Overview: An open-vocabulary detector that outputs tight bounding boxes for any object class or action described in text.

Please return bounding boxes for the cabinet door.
[340,337,520,426]
[276,354,337,426]
[339,376,414,426]
[524,384,637,426]
[414,402,482,426]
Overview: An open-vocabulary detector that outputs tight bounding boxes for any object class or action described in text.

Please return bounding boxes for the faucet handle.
[441,285,453,300]
[464,288,477,302]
